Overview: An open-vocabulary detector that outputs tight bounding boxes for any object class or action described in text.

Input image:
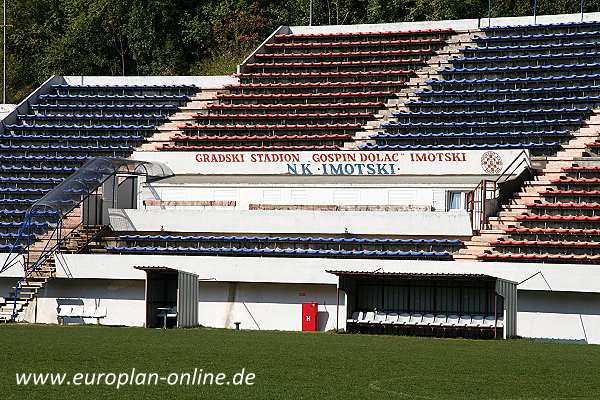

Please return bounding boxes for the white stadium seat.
[408,313,422,325]
[483,315,497,328]
[57,305,71,322]
[384,312,398,324]
[347,311,360,323]
[469,315,484,327]
[397,313,411,325]
[442,314,459,326]
[433,314,447,326]
[359,311,375,324]
[94,306,107,320]
[496,316,504,328]
[458,315,472,327]
[419,313,435,325]
[83,306,96,318]
[70,305,85,318]
[373,311,387,324]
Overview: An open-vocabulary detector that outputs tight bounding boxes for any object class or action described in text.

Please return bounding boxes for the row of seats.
[481,152,600,263]
[106,245,453,259]
[372,21,600,154]
[57,305,107,324]
[161,28,454,150]
[119,234,462,244]
[0,84,195,247]
[103,233,464,260]
[348,311,503,327]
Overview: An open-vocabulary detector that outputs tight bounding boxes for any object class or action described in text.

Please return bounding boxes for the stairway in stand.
[458,111,600,261]
[0,208,104,322]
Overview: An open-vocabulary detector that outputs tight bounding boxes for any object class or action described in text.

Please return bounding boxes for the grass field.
[1,325,600,399]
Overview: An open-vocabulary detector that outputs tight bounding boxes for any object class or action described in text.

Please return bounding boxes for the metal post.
[309,0,313,26]
[335,286,339,332]
[494,294,497,339]
[581,0,585,21]
[487,0,491,27]
[533,0,537,25]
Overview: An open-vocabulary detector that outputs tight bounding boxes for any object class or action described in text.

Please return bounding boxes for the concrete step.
[488,216,517,222]
[453,254,479,261]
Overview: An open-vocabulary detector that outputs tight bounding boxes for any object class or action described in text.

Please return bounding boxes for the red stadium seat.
[191,112,372,120]
[161,144,340,151]
[224,80,407,90]
[217,91,394,100]
[171,133,352,141]
[245,59,425,68]
[273,28,454,40]
[207,102,385,110]
[176,123,362,130]
[526,202,600,209]
[235,70,414,78]
[265,38,445,48]
[254,49,434,58]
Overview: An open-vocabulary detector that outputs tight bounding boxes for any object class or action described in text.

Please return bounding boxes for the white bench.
[58,305,107,325]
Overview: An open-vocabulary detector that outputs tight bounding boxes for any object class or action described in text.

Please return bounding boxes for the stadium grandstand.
[1,11,600,344]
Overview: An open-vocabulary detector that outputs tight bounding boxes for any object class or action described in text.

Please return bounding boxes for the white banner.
[133,150,527,176]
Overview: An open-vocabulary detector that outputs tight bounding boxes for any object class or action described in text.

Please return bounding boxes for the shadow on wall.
[519,290,600,315]
[56,298,84,325]
[317,310,329,331]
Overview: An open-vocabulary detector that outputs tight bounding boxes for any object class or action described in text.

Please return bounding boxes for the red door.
[302,302,318,331]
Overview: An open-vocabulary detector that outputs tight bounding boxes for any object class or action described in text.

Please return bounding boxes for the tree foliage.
[3,0,600,102]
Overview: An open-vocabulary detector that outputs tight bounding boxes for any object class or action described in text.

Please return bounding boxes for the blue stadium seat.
[361,142,560,150]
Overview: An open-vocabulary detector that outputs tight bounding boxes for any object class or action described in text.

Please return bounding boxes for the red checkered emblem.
[481,151,503,174]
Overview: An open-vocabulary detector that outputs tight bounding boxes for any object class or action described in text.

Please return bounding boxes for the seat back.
[94,306,107,318]
[363,311,375,322]
[350,311,360,320]
[70,305,84,317]
[422,313,435,324]
[398,313,410,324]
[470,315,484,326]
[57,305,71,317]
[410,313,423,324]
[458,315,471,325]
[483,315,496,327]
[434,314,447,324]
[374,311,387,323]
[386,312,398,323]
[446,314,459,325]
[496,316,504,327]
[82,306,96,318]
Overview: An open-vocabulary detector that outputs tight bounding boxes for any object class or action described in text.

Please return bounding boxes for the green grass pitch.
[1,324,600,399]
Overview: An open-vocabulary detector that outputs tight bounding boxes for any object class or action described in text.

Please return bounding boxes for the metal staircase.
[0,157,172,322]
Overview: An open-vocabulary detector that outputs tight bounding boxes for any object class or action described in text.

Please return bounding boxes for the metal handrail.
[3,157,173,321]
[8,174,114,320]
[494,149,532,185]
[467,150,533,233]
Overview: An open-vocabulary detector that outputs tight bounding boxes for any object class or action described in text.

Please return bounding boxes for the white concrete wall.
[108,208,473,236]
[62,75,238,89]
[132,149,525,177]
[23,275,600,343]
[141,182,473,212]
[0,253,25,278]
[289,12,600,34]
[26,278,146,327]
[28,278,342,331]
[198,281,342,331]
[518,290,600,344]
[55,254,600,294]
